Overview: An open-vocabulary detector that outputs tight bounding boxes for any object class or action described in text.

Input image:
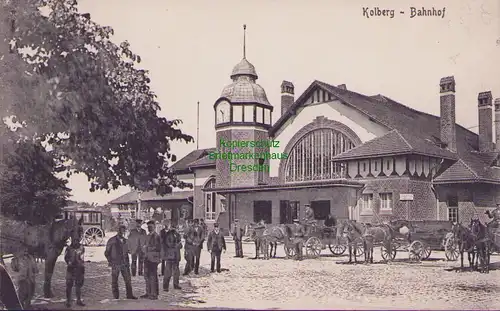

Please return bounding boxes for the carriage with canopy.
[61,206,106,246]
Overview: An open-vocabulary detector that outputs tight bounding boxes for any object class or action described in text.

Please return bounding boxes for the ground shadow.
[26,260,235,310]
[444,261,500,272]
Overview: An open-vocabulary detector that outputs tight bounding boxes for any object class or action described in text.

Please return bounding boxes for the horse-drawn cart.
[382,220,455,262]
[62,206,105,246]
[283,222,362,259]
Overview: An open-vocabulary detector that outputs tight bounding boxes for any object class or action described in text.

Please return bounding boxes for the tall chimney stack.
[439,76,456,152]
[478,91,493,152]
[281,80,294,116]
[495,98,500,151]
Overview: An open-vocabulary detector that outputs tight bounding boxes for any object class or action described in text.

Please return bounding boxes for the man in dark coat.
[191,219,205,274]
[141,220,161,300]
[160,222,182,291]
[183,219,195,275]
[207,223,226,273]
[128,219,147,276]
[232,219,244,258]
[64,237,85,307]
[292,219,305,261]
[104,224,138,300]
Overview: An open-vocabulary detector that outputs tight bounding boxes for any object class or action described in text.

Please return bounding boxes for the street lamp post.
[137,191,142,220]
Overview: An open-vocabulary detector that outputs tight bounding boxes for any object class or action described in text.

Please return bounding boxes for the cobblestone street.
[7,239,499,310]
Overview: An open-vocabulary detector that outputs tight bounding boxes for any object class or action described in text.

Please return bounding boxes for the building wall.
[270,98,390,177]
[436,183,500,223]
[228,186,360,228]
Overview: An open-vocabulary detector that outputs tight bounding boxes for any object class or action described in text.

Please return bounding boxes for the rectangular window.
[279,200,300,224]
[253,201,272,224]
[447,195,459,222]
[310,200,331,220]
[244,105,254,122]
[232,105,243,122]
[258,158,264,184]
[264,109,271,125]
[380,193,393,211]
[361,194,373,213]
[205,193,217,220]
[256,106,263,123]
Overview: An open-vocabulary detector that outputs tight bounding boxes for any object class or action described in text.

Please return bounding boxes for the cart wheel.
[444,236,459,261]
[381,244,397,262]
[422,245,432,260]
[329,243,347,256]
[305,237,322,259]
[84,227,104,246]
[284,244,296,259]
[354,243,364,257]
[408,240,424,262]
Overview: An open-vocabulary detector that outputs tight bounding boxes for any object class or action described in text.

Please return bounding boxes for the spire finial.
[243,24,246,59]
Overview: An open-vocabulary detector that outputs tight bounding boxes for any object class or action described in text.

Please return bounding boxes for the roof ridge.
[394,130,413,150]
[457,158,480,179]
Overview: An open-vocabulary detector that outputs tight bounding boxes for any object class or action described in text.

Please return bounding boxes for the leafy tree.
[0,124,70,224]
[0,0,194,200]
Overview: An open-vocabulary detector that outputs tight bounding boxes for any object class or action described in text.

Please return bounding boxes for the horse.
[337,220,396,264]
[0,216,83,298]
[0,263,23,310]
[469,219,491,273]
[451,221,479,271]
[245,223,282,259]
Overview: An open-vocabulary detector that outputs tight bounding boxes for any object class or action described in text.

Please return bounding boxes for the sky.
[68,0,500,205]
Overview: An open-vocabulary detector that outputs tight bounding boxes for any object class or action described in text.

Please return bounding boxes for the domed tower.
[214,25,273,188]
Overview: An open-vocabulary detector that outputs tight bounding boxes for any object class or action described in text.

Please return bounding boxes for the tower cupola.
[215,25,273,129]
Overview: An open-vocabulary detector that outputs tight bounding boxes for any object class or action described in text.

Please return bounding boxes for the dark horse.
[469,219,491,273]
[0,263,23,310]
[0,216,83,298]
[451,221,479,271]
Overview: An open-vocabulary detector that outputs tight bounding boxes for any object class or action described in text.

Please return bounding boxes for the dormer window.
[264,109,271,125]
[256,106,263,123]
[233,105,243,122]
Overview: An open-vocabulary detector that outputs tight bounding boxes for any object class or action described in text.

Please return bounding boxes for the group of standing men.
[105,217,228,301]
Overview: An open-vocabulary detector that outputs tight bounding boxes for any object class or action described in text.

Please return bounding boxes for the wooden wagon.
[381,220,456,262]
[282,222,363,259]
[61,206,106,246]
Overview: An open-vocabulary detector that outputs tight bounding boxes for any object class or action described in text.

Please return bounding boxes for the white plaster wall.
[269,100,390,177]
[194,168,217,186]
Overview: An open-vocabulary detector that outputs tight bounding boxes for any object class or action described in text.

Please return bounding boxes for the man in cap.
[191,219,205,274]
[207,223,226,273]
[485,203,500,229]
[182,219,195,275]
[104,224,137,300]
[232,219,244,258]
[141,220,161,299]
[160,221,182,291]
[128,219,147,276]
[64,233,86,307]
[292,219,305,260]
[304,204,316,225]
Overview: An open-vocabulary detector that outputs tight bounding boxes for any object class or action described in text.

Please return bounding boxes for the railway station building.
[108,40,500,234]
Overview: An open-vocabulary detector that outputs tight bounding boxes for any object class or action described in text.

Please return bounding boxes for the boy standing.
[65,239,86,307]
[11,249,38,310]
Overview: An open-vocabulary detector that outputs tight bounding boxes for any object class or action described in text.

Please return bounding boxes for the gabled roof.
[332,129,457,161]
[109,190,193,204]
[270,80,499,184]
[169,148,216,173]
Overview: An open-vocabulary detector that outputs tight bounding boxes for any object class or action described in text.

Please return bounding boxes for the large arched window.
[204,178,217,220]
[285,128,355,182]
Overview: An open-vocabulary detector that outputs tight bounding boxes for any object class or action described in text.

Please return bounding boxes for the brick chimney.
[337,84,347,90]
[495,98,500,151]
[478,91,493,152]
[281,80,294,116]
[439,76,456,152]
